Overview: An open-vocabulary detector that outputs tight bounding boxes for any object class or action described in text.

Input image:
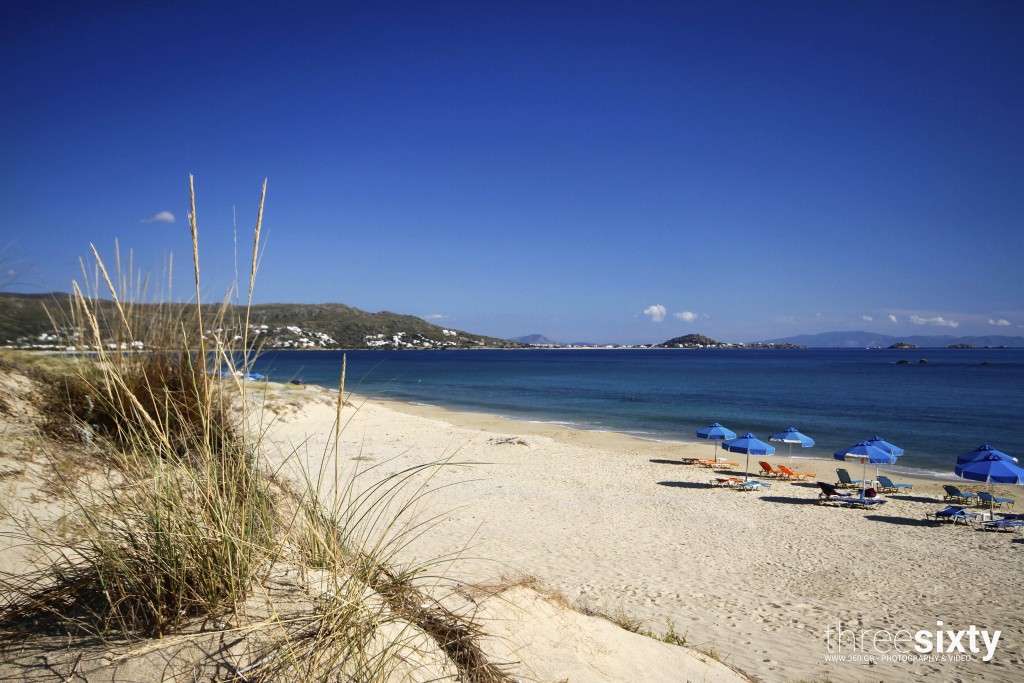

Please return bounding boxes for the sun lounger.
[835,468,866,489]
[737,480,771,491]
[817,482,842,498]
[778,464,815,480]
[979,518,1024,533]
[876,476,912,494]
[978,492,1015,508]
[710,477,744,487]
[925,505,976,525]
[820,494,887,509]
[817,482,885,507]
[700,460,739,469]
[758,461,782,477]
[942,485,980,505]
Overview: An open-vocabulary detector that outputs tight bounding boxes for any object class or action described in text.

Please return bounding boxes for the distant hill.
[510,334,560,346]
[655,333,803,349]
[0,292,524,350]
[656,334,732,348]
[759,330,1024,348]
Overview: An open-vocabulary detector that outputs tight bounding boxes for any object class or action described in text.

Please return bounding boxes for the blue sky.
[2,1,1022,344]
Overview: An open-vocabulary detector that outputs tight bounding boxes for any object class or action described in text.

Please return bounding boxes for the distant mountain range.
[758,330,1024,348]
[0,292,524,350]
[7,293,1019,352]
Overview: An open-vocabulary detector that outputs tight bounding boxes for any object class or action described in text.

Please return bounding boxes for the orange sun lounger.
[777,464,816,480]
[700,460,739,469]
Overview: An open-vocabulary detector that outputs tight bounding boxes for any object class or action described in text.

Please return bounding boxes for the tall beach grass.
[0,177,511,682]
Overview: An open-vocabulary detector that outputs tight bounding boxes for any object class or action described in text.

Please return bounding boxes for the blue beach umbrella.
[865,436,904,478]
[954,451,1024,513]
[955,444,1017,466]
[866,436,904,456]
[696,423,736,463]
[769,427,815,462]
[955,453,1024,484]
[834,442,898,495]
[722,433,775,481]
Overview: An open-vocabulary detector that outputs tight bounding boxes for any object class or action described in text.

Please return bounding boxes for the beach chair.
[823,493,887,508]
[778,464,816,480]
[700,460,739,469]
[838,496,887,509]
[942,485,980,505]
[835,468,866,489]
[978,491,1015,508]
[758,461,782,477]
[817,482,843,499]
[925,505,978,525]
[737,480,770,491]
[816,481,885,507]
[876,475,912,494]
[979,518,1024,533]
[710,477,743,487]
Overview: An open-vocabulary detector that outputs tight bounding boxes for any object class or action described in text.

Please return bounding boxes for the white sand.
[259,384,1024,683]
[0,365,748,683]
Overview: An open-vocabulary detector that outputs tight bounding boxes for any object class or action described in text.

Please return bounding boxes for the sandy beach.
[259,383,1023,683]
[2,359,1020,683]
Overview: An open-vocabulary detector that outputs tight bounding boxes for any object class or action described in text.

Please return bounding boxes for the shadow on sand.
[864,515,937,527]
[656,481,712,490]
[758,495,819,506]
[884,494,943,504]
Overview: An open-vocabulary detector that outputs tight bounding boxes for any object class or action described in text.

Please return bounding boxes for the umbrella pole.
[745,452,750,482]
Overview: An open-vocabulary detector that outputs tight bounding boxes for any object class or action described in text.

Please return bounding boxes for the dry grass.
[0,178,512,682]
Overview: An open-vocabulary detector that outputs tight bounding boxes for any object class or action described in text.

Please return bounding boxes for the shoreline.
[350,393,975,486]
[259,382,1023,683]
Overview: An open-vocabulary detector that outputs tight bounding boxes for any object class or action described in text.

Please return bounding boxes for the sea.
[247,347,1024,480]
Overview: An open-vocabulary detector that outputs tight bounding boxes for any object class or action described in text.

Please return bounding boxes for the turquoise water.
[248,348,1024,478]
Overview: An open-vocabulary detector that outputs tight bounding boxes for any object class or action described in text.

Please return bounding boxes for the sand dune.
[0,364,749,683]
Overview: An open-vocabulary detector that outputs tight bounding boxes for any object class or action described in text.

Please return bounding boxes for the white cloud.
[674,311,698,322]
[861,315,873,322]
[888,315,898,324]
[910,315,959,328]
[424,313,449,321]
[141,210,176,224]
[643,305,667,322]
[988,318,1011,327]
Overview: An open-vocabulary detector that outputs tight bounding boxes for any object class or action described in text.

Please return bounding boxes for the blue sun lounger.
[978,492,1015,508]
[876,476,912,494]
[828,495,887,509]
[835,468,867,489]
[979,518,1024,533]
[926,506,975,525]
[942,485,979,505]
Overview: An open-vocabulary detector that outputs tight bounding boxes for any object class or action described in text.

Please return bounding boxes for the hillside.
[0,292,524,351]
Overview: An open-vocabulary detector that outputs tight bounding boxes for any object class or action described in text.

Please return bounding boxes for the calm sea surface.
[248,348,1023,479]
